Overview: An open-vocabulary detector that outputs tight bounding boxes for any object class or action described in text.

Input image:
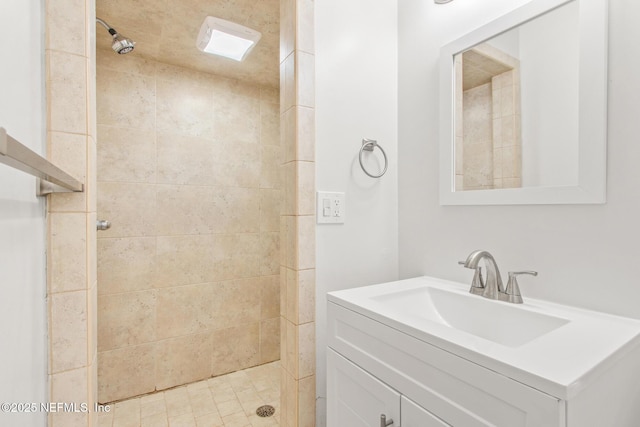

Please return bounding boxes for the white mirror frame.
[439,0,607,205]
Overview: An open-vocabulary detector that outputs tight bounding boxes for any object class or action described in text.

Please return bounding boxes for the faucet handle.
[503,271,538,304]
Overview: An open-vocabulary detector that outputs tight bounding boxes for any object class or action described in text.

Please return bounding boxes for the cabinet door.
[402,396,450,427]
[327,349,400,427]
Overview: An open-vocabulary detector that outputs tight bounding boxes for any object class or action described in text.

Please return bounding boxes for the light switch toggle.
[317,191,345,224]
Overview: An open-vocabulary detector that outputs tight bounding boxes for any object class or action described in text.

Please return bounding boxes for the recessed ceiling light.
[196,16,262,61]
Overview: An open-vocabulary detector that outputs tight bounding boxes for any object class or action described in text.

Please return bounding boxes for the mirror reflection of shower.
[96,17,135,54]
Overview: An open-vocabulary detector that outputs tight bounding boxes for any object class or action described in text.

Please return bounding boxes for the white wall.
[315,0,398,425]
[0,1,48,426]
[399,0,640,321]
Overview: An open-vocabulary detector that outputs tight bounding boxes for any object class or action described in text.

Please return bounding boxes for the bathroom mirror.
[439,0,607,205]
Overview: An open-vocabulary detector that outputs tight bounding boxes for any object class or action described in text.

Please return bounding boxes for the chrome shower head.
[96,17,135,54]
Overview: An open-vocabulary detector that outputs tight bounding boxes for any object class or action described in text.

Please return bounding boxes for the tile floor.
[98,362,280,427]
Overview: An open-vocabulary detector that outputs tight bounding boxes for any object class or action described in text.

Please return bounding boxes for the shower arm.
[96,17,117,35]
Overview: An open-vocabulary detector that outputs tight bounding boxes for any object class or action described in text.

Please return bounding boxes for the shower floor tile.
[99,361,281,427]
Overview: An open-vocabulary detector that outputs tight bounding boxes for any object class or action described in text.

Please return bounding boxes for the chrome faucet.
[461,250,504,300]
[460,250,537,303]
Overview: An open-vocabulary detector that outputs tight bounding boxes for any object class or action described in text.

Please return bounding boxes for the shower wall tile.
[49,213,87,293]
[156,333,213,391]
[216,278,262,328]
[296,0,315,55]
[262,144,282,188]
[261,275,281,320]
[97,290,157,351]
[261,99,281,147]
[261,232,281,275]
[97,237,156,295]
[50,290,88,373]
[156,80,214,138]
[297,322,315,379]
[155,283,215,339]
[211,323,260,377]
[96,55,281,401]
[96,69,156,130]
[98,344,156,403]
[96,125,156,183]
[96,51,157,77]
[46,0,86,56]
[47,51,88,134]
[298,375,316,427]
[296,51,315,109]
[48,132,87,213]
[260,318,281,364]
[97,182,157,238]
[212,92,260,145]
[280,0,295,63]
[297,269,315,325]
[261,188,282,232]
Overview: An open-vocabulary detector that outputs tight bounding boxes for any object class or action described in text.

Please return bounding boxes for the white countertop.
[327,276,640,400]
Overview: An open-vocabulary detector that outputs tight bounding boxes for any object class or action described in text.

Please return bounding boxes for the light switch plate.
[317,191,345,224]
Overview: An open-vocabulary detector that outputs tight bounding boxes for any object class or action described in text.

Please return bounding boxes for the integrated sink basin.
[370,285,569,347]
[328,276,640,399]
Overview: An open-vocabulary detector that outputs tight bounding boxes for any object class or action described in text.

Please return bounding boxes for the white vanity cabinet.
[327,302,563,427]
[327,277,640,427]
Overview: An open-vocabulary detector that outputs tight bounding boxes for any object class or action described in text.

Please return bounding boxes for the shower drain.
[256,404,276,417]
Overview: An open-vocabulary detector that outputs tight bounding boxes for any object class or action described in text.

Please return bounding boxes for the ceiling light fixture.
[196,16,262,61]
[434,0,454,3]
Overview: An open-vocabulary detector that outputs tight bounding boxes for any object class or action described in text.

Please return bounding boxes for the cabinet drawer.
[328,302,565,427]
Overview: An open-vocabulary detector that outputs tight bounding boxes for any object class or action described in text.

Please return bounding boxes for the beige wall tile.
[156,283,214,340]
[261,86,279,105]
[261,232,281,276]
[46,0,86,55]
[285,370,298,427]
[156,78,214,138]
[49,213,87,293]
[297,216,315,270]
[97,237,156,295]
[87,212,98,286]
[280,0,295,63]
[261,99,281,147]
[98,344,156,403]
[297,322,315,379]
[296,106,315,162]
[260,318,280,364]
[283,53,295,112]
[212,91,260,145]
[48,132,87,212]
[296,52,315,108]
[158,186,260,235]
[97,182,157,238]
[286,267,297,323]
[156,333,213,390]
[96,50,157,77]
[98,290,156,351]
[51,291,87,373]
[260,189,282,233]
[261,275,280,320]
[280,267,287,318]
[262,144,282,189]
[87,137,97,213]
[297,269,315,324]
[96,69,155,130]
[210,278,262,329]
[296,0,315,54]
[211,323,260,377]
[285,320,298,378]
[47,51,87,134]
[297,161,315,216]
[51,367,88,405]
[97,125,156,183]
[298,375,315,427]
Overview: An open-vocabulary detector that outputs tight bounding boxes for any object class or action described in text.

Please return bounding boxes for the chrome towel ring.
[359,138,388,178]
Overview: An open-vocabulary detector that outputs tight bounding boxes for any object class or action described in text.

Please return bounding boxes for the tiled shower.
[95,52,282,403]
